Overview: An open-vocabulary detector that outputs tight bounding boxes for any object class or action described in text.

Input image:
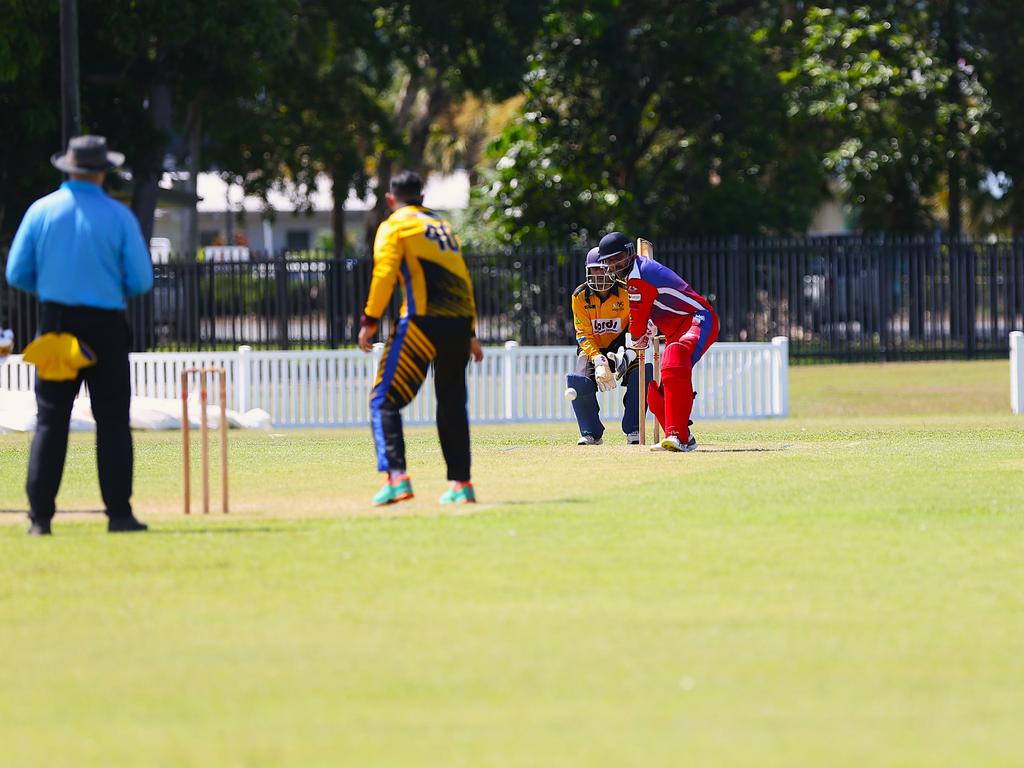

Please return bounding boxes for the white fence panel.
[128,351,240,411]
[1012,331,1023,415]
[1,337,789,427]
[0,356,35,392]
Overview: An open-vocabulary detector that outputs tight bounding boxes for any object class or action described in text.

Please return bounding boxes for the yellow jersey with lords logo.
[570,281,630,359]
[364,205,477,331]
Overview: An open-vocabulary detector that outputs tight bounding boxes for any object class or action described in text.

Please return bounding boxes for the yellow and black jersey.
[571,281,630,359]
[364,205,477,332]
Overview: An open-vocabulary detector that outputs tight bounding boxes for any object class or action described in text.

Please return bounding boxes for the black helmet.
[597,231,635,279]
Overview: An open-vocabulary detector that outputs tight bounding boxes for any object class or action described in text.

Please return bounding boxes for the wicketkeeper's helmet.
[585,246,615,292]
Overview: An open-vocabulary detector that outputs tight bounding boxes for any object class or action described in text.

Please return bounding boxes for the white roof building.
[152,171,471,254]
[190,170,470,214]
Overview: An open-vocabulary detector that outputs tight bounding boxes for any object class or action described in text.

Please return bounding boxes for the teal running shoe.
[372,475,414,506]
[439,482,476,504]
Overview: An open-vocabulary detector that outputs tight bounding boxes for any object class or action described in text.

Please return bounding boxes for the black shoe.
[108,515,148,533]
[28,520,52,536]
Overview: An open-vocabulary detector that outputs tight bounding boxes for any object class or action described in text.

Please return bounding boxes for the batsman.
[565,247,650,445]
[596,232,719,452]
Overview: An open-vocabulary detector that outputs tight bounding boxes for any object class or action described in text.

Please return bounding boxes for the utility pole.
[60,0,81,147]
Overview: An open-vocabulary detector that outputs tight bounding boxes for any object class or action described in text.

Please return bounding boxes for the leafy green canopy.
[0,1,61,239]
[472,2,828,245]
[781,3,989,232]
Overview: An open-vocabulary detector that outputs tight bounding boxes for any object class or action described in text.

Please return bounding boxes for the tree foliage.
[969,0,1024,234]
[781,2,989,233]
[0,0,61,238]
[359,0,549,244]
[5,0,1024,247]
[471,1,828,245]
[205,0,389,251]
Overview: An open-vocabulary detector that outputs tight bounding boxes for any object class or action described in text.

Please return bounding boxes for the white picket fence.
[1012,331,1024,415]
[1,338,790,427]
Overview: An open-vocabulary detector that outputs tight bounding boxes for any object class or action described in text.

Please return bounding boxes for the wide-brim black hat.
[51,135,125,174]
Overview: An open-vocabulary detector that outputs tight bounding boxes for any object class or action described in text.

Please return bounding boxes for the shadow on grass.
[148,525,291,536]
[494,498,588,506]
[0,508,105,515]
[696,444,794,453]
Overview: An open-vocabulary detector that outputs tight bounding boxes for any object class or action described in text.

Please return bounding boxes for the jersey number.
[425,223,459,252]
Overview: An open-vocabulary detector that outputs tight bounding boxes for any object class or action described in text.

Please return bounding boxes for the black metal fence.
[3,236,1023,361]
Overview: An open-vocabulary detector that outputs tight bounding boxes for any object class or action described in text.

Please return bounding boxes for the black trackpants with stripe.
[369,316,472,481]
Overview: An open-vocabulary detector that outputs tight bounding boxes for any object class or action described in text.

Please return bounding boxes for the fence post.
[275,253,290,349]
[504,340,519,420]
[877,239,890,361]
[964,241,977,359]
[1011,332,1023,415]
[324,257,338,349]
[728,235,742,340]
[185,260,201,347]
[771,336,789,417]
[237,345,251,413]
[518,255,530,344]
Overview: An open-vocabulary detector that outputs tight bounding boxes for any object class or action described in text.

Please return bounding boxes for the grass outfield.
[0,360,1021,766]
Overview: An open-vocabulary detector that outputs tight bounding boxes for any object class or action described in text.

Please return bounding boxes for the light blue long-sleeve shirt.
[5,180,153,309]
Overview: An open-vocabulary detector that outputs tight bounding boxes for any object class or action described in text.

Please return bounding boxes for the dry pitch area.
[0,360,1021,767]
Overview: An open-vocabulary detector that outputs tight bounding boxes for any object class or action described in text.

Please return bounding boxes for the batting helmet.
[597,231,635,280]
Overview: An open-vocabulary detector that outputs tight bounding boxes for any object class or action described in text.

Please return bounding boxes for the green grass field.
[1,360,1022,766]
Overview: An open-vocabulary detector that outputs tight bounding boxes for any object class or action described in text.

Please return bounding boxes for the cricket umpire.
[358,170,483,506]
[5,135,153,535]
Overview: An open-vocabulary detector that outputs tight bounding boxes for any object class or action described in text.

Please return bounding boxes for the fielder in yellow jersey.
[358,171,483,506]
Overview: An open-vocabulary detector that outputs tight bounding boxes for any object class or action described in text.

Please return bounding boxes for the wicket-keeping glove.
[593,354,615,392]
[608,346,637,381]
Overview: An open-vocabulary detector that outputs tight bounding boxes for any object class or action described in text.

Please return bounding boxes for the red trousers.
[647,309,719,441]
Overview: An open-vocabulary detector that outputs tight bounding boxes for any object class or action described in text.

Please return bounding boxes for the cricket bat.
[636,238,654,445]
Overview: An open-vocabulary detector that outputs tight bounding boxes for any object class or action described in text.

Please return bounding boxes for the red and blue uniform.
[626,257,719,441]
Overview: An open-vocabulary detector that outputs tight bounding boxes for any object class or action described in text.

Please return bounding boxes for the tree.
[472,0,828,245]
[970,1,1024,235]
[0,0,303,249]
[0,1,61,243]
[207,0,390,254]
[97,0,301,251]
[423,95,526,186]
[362,0,550,243]
[781,2,989,233]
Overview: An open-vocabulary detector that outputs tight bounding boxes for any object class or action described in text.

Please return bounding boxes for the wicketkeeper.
[566,247,651,445]
[596,232,719,452]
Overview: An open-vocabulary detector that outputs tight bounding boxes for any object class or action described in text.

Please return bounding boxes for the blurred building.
[151,170,472,255]
[149,169,848,256]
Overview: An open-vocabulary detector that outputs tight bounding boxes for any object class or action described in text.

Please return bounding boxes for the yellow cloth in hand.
[22,333,97,381]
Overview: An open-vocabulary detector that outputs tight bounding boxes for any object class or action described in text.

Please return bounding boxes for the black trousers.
[370,316,472,481]
[27,303,134,523]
